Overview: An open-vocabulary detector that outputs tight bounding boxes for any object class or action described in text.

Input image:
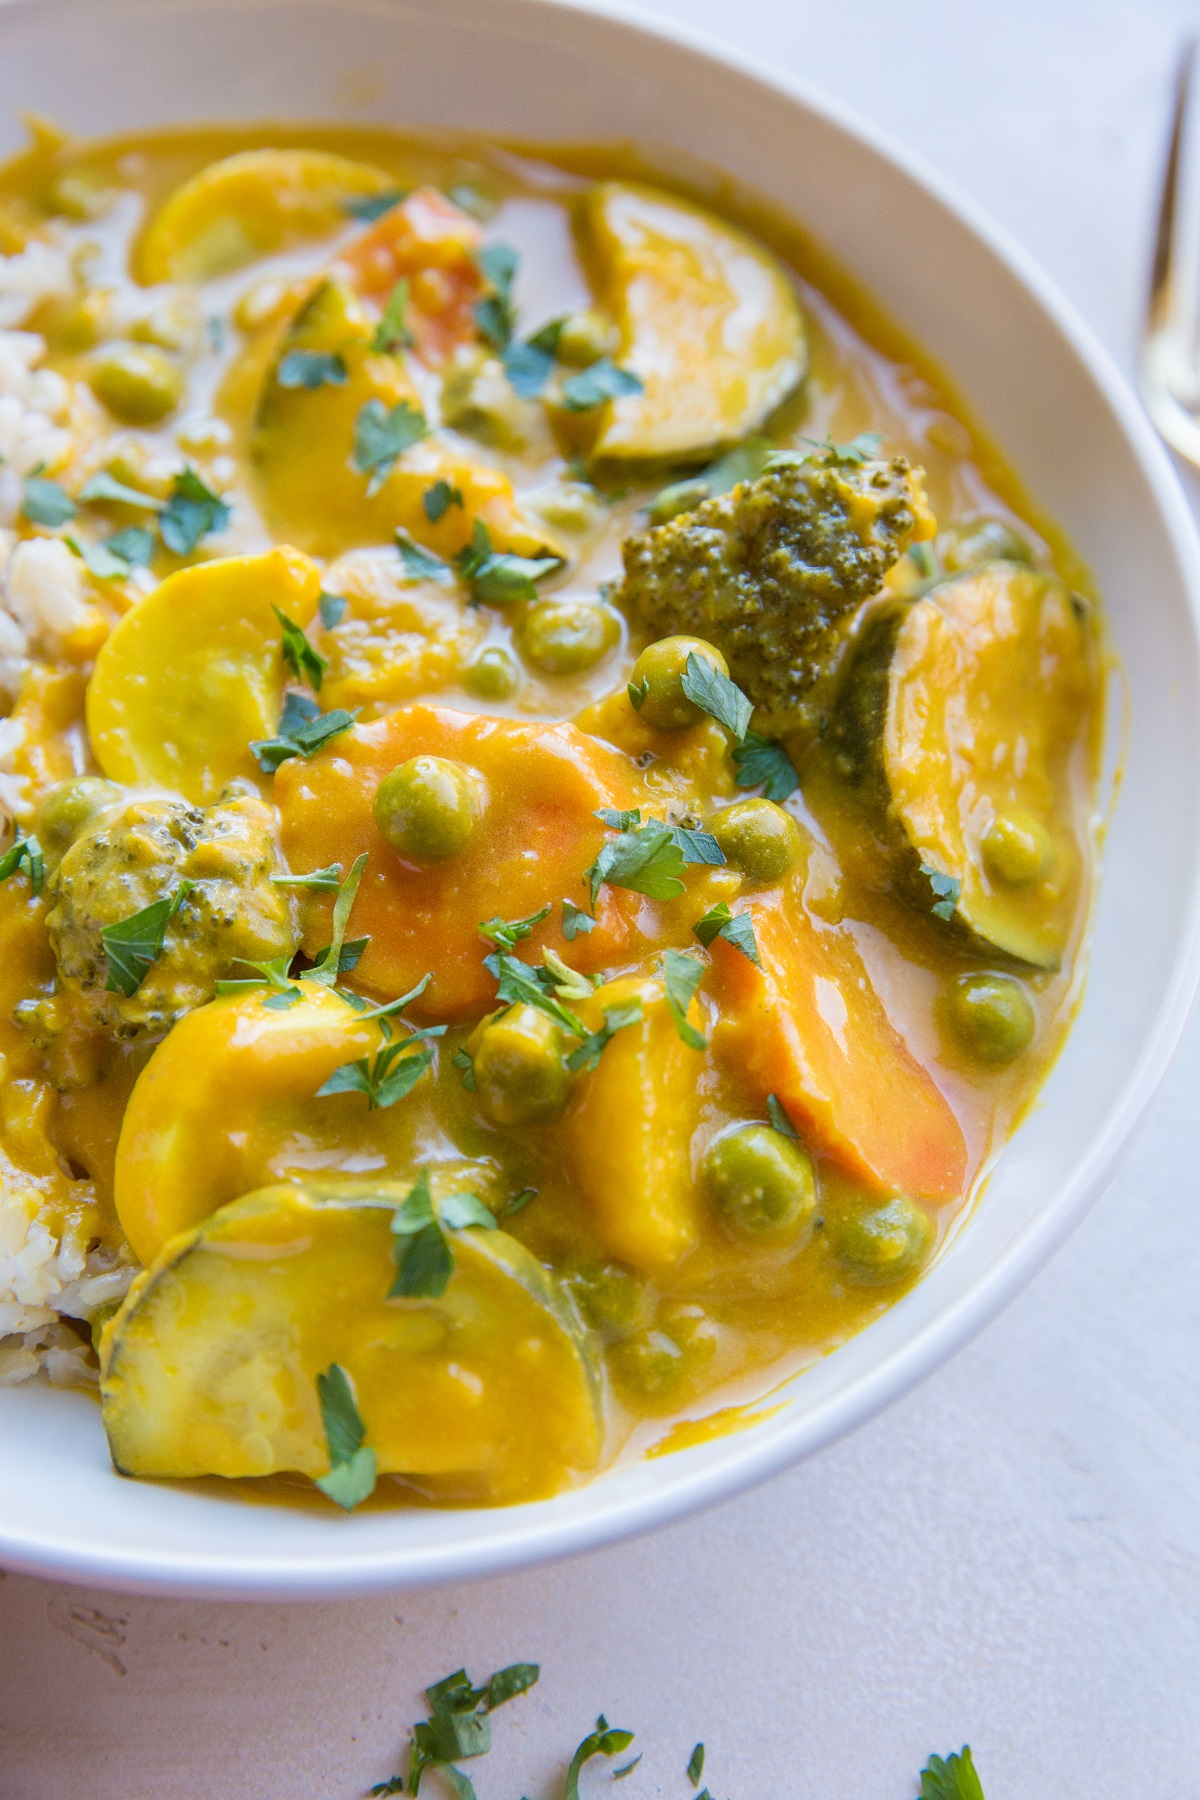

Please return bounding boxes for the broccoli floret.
[44,791,299,1038]
[617,450,934,738]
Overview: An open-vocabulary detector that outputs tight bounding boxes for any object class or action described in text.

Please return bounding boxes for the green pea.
[42,170,110,221]
[88,345,183,425]
[947,972,1036,1063]
[611,1305,717,1402]
[527,481,605,535]
[710,799,801,882]
[646,478,709,527]
[521,599,620,675]
[471,1002,572,1126]
[373,755,481,862]
[981,811,1052,886]
[555,309,619,368]
[830,1196,932,1286]
[942,520,1032,573]
[703,1122,816,1246]
[42,290,113,353]
[561,1258,649,1337]
[35,777,121,862]
[628,635,729,731]
[464,646,520,700]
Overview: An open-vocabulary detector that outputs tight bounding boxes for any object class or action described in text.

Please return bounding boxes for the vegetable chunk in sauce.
[0,119,1100,1508]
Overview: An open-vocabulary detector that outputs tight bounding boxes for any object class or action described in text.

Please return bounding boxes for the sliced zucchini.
[562,974,703,1271]
[578,182,806,462]
[100,1179,602,1503]
[135,148,397,283]
[113,983,433,1267]
[86,545,323,804]
[250,277,551,561]
[829,561,1093,967]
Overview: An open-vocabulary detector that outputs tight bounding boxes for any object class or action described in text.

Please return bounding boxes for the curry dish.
[0,121,1100,1509]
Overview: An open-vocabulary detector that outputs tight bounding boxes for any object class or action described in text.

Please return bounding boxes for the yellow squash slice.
[100,1180,602,1503]
[135,148,397,283]
[250,277,552,561]
[114,982,438,1266]
[831,561,1094,967]
[86,545,322,805]
[579,182,807,462]
[562,973,703,1271]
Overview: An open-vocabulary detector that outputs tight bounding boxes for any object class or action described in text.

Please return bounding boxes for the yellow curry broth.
[0,121,1101,1496]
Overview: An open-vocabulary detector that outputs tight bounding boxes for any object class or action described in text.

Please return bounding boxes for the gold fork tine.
[1140,39,1200,462]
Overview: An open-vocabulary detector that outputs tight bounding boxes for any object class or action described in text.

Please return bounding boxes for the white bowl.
[1,0,1198,1601]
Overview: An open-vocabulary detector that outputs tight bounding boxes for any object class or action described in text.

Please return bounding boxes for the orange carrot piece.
[710,895,967,1199]
[333,186,484,364]
[276,704,642,1019]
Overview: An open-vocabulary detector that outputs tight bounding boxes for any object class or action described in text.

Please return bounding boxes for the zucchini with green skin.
[827,560,1093,968]
[100,1178,602,1503]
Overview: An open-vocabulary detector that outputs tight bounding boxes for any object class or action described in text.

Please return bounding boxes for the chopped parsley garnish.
[106,526,156,567]
[504,1186,536,1217]
[485,949,584,1039]
[693,900,760,966]
[501,340,555,397]
[451,1046,476,1090]
[565,998,643,1074]
[314,1363,376,1511]
[0,831,43,895]
[541,946,597,1001]
[920,862,962,922]
[561,898,595,941]
[318,590,347,629]
[801,428,883,467]
[560,359,643,412]
[527,316,567,355]
[159,468,230,555]
[396,529,453,582]
[78,470,164,510]
[456,518,559,604]
[387,1170,498,1299]
[473,242,519,349]
[343,188,407,221]
[273,603,327,692]
[277,348,348,389]
[214,952,302,1007]
[316,1030,436,1111]
[308,853,367,990]
[680,651,754,741]
[614,1757,642,1780]
[423,479,464,523]
[250,691,358,773]
[669,822,725,864]
[101,880,194,997]
[767,1092,798,1138]
[66,535,133,581]
[661,948,706,1050]
[372,278,414,354]
[732,730,799,801]
[564,1718,635,1800]
[270,863,343,892]
[920,1746,985,1800]
[479,903,551,953]
[20,475,76,527]
[687,1742,705,1786]
[353,398,429,495]
[583,814,686,909]
[446,184,495,221]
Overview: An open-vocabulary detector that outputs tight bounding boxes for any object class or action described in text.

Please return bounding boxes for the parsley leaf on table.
[564,1718,636,1800]
[920,1746,986,1800]
[687,1742,705,1786]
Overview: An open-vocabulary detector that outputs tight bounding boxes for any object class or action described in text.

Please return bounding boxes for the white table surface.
[3,2,1200,1793]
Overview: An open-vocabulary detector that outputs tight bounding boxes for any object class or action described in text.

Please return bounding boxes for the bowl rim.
[3,0,1200,1600]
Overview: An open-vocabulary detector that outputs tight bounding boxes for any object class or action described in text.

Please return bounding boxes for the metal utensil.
[1141,39,1200,462]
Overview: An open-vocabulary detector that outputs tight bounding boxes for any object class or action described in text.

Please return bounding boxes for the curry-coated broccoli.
[43,789,298,1038]
[617,449,935,739]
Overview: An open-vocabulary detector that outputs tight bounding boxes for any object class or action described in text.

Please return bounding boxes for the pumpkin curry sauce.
[0,120,1100,1510]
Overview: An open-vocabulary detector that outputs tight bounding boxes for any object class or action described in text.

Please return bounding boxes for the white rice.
[0,1167,136,1387]
[0,239,73,330]
[0,328,73,500]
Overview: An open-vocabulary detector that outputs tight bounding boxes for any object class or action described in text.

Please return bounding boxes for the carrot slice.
[333,186,484,364]
[710,895,967,1199]
[276,704,641,1018]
